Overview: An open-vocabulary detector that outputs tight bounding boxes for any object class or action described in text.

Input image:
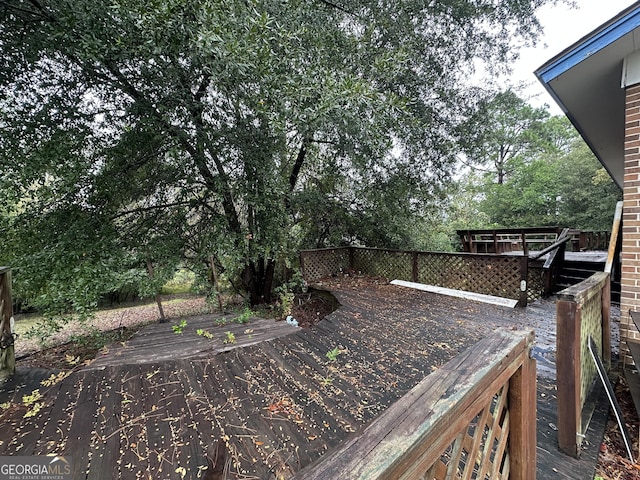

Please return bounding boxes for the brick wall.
[621,83,640,365]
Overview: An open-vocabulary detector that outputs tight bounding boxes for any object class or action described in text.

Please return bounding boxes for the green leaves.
[475,137,621,230]
[0,0,560,317]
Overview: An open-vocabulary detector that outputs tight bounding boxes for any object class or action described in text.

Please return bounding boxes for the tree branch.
[1,0,54,21]
[314,0,355,16]
[99,59,242,235]
[111,200,195,221]
[288,142,307,192]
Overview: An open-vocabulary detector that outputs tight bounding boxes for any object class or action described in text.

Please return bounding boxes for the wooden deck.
[0,278,612,479]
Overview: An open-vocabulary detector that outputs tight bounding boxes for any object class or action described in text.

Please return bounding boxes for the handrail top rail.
[456,227,611,235]
[293,328,535,480]
[529,229,572,261]
[302,245,520,259]
[0,267,10,274]
[604,201,623,274]
[556,271,609,304]
[456,227,563,235]
[299,246,352,254]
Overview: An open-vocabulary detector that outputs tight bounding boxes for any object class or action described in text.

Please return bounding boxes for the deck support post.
[348,247,355,272]
[412,252,418,283]
[508,348,537,480]
[556,299,581,457]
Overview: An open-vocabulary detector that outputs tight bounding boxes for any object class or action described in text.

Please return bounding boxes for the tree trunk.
[208,255,224,313]
[0,269,15,382]
[242,257,276,306]
[146,259,166,323]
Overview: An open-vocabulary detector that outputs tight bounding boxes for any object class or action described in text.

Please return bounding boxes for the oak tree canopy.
[0,0,556,313]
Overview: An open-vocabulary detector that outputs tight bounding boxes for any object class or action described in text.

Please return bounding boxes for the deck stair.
[623,311,640,454]
[555,259,604,291]
[625,312,640,446]
[624,311,640,404]
[555,258,621,303]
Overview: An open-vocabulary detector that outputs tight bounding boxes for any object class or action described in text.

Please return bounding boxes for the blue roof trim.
[538,7,640,83]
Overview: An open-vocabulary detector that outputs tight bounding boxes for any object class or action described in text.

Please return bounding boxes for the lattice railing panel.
[300,248,351,282]
[416,254,464,289]
[301,247,527,301]
[527,266,545,302]
[417,253,522,301]
[422,383,510,480]
[580,292,602,409]
[352,249,413,281]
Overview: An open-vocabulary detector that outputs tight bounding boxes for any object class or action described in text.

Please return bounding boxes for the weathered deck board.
[536,376,610,478]
[0,279,615,479]
[116,364,153,478]
[87,315,299,369]
[87,366,123,479]
[64,371,100,479]
[32,370,77,456]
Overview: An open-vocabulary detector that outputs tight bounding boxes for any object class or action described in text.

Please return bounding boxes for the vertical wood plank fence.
[0,267,15,382]
[292,329,537,480]
[555,271,611,457]
[301,247,529,306]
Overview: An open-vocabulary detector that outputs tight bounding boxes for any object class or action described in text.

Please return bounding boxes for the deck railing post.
[556,299,581,457]
[519,256,528,307]
[508,349,537,480]
[349,247,355,272]
[412,252,418,283]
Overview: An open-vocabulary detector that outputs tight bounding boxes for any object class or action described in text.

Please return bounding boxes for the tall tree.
[458,88,553,184]
[0,0,557,312]
[478,136,622,230]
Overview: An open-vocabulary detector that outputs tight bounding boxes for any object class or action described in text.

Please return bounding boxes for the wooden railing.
[555,271,611,457]
[529,228,571,297]
[300,247,529,306]
[457,227,563,255]
[571,230,612,252]
[292,329,537,480]
[458,227,612,255]
[0,267,15,382]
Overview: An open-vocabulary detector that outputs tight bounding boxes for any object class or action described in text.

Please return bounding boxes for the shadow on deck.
[0,277,612,479]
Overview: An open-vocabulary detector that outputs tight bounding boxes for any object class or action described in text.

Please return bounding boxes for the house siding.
[621,83,640,365]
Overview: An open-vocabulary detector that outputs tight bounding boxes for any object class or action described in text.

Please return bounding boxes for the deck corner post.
[508,338,537,480]
[556,299,582,458]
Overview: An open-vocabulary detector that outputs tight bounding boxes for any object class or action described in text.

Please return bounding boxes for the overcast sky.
[509,0,638,113]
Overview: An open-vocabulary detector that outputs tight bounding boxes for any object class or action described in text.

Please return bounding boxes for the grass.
[12,314,43,339]
[160,268,196,295]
